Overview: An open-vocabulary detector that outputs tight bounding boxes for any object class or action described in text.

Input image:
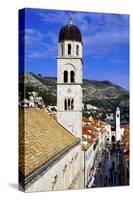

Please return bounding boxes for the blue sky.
[20,8,129,90]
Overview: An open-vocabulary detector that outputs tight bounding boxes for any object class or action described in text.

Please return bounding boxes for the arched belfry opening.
[61,44,64,55]
[64,70,68,83]
[70,70,75,83]
[68,99,71,110]
[64,99,67,111]
[76,45,79,55]
[71,99,74,110]
[68,44,71,55]
[117,114,119,118]
[64,98,74,111]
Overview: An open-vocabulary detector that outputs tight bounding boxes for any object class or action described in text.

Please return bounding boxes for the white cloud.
[25,28,58,59]
[83,29,129,56]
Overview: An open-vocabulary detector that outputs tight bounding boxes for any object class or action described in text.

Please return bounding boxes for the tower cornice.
[57,83,83,87]
[57,56,83,64]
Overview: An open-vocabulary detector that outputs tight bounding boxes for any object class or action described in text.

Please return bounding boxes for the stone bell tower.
[57,16,83,139]
[116,107,121,141]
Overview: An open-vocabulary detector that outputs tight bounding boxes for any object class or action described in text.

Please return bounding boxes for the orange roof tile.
[19,108,80,178]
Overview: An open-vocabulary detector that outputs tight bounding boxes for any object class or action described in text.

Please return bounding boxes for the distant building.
[19,91,43,108]
[29,91,38,98]
[29,95,35,107]
[86,104,98,110]
[20,98,29,108]
[106,113,114,120]
[108,107,125,142]
[116,107,121,141]
[34,96,43,107]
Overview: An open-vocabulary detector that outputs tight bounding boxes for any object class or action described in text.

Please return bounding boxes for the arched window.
[61,44,64,55]
[68,99,71,110]
[71,99,74,110]
[76,45,79,55]
[64,70,68,83]
[64,98,74,111]
[68,44,71,55]
[64,99,67,111]
[70,71,75,83]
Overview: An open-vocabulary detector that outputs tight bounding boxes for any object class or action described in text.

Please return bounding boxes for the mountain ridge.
[19,72,129,111]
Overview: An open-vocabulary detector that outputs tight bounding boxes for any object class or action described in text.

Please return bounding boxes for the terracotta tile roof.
[121,124,129,162]
[82,118,92,123]
[19,108,80,178]
[88,138,95,145]
[82,125,99,134]
[82,118,107,146]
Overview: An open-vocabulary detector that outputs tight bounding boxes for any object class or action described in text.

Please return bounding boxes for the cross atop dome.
[68,14,73,25]
[59,15,82,43]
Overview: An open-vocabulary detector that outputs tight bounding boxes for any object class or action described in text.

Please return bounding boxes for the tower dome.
[59,16,82,43]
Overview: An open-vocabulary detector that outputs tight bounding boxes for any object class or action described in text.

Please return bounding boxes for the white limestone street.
[86,142,129,188]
